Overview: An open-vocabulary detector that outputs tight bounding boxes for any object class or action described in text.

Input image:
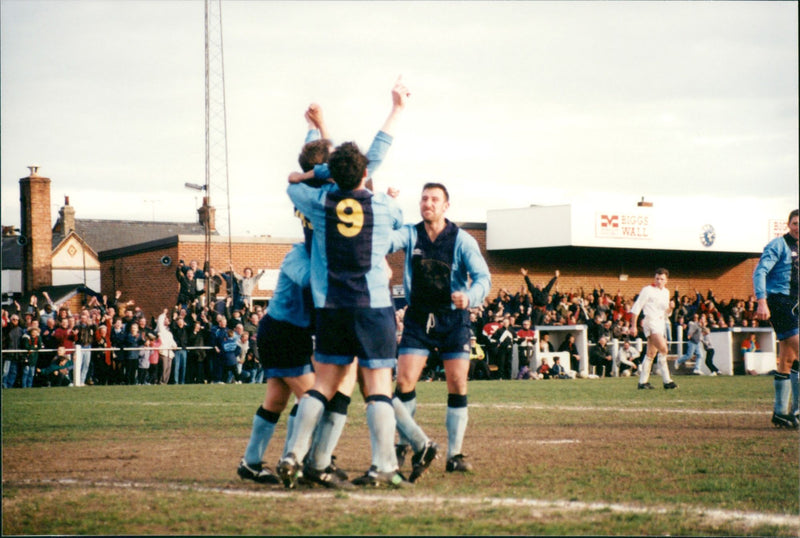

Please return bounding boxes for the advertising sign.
[595,212,652,240]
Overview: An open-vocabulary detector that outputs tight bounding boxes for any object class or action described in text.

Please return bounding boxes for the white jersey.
[630,285,669,324]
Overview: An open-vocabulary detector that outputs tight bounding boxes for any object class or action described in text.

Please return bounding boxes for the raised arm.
[294,77,412,190]
[378,75,410,137]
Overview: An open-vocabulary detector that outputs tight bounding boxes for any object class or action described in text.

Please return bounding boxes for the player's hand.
[451,292,469,310]
[386,187,400,198]
[520,268,528,276]
[755,299,770,320]
[392,75,410,109]
[306,103,324,129]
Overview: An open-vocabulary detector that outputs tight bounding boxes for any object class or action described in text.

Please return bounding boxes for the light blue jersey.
[287,182,403,309]
[753,233,797,299]
[266,243,312,327]
[312,131,393,181]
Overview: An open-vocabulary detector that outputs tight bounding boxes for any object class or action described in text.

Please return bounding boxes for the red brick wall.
[100,238,293,317]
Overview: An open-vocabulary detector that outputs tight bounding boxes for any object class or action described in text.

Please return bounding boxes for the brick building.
[99,234,295,316]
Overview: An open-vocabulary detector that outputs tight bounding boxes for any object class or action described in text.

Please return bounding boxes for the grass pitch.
[2,375,799,536]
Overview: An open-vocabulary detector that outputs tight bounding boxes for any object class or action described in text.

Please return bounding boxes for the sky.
[1,0,798,240]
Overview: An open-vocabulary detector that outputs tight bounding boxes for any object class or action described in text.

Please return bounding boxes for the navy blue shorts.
[398,308,471,360]
[315,307,397,369]
[256,315,313,379]
[767,294,799,341]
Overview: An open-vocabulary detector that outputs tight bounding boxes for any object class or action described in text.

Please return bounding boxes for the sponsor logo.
[599,215,619,229]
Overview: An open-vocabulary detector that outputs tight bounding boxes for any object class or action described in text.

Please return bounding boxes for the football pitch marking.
[467,403,768,416]
[111,401,768,416]
[11,478,800,531]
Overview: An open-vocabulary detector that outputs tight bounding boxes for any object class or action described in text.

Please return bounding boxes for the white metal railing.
[1,345,215,387]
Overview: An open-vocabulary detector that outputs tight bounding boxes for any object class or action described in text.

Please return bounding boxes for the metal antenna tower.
[205,0,232,262]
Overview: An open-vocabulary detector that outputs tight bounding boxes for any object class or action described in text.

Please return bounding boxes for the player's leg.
[280,307,355,485]
[394,313,435,463]
[768,296,799,428]
[637,336,657,389]
[279,373,317,454]
[393,353,431,463]
[443,357,472,472]
[773,336,799,424]
[285,363,347,457]
[254,315,315,462]
[278,362,349,487]
[649,333,676,388]
[360,365,399,471]
[351,307,408,487]
[239,376,295,484]
[282,401,299,460]
[306,361,358,481]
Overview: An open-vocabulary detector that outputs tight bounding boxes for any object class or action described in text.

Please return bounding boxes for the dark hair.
[298,139,332,172]
[655,268,669,277]
[422,182,449,201]
[789,209,799,222]
[328,142,368,191]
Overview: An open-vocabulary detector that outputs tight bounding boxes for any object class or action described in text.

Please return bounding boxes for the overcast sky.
[1,1,797,239]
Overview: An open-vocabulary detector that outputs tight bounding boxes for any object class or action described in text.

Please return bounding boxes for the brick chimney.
[197,196,216,233]
[19,166,53,293]
[55,195,76,235]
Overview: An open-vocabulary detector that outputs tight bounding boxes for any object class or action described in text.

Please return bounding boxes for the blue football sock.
[366,395,397,472]
[244,406,279,465]
[446,394,468,459]
[393,394,428,452]
[281,404,298,459]
[285,391,326,462]
[309,392,350,471]
[774,373,791,415]
[394,388,417,448]
[790,366,799,415]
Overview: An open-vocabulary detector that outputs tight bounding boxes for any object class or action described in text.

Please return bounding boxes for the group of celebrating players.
[237,77,491,489]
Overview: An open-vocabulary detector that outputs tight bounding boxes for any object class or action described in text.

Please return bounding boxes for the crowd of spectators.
[1,260,265,389]
[446,268,770,380]
[2,262,773,388]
